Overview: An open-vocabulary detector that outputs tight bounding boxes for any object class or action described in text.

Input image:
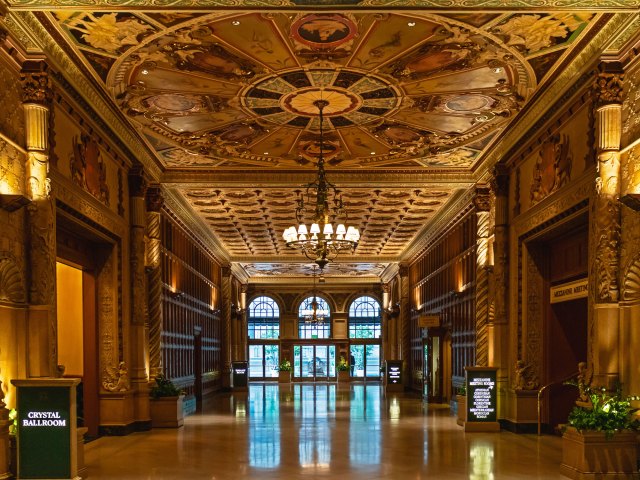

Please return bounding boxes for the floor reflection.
[248,384,280,468]
[349,384,381,466]
[83,382,568,479]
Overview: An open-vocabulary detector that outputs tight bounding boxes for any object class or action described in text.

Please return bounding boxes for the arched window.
[248,296,280,339]
[348,296,381,338]
[298,296,331,339]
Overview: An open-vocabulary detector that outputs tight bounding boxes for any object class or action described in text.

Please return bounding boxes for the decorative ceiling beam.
[162,170,476,188]
[4,0,640,11]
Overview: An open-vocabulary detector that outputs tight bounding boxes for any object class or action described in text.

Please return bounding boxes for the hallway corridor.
[84,384,565,479]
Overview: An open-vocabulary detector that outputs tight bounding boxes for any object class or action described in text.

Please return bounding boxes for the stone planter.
[150,395,184,428]
[456,395,466,427]
[338,370,350,382]
[560,426,639,479]
[278,371,291,383]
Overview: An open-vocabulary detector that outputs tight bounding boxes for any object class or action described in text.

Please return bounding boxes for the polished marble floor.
[85,383,566,479]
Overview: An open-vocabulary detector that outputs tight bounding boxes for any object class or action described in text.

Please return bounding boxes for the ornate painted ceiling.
[2,4,629,278]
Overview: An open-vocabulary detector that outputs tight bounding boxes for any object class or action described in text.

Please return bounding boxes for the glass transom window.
[298,296,331,339]
[348,296,381,339]
[248,296,280,339]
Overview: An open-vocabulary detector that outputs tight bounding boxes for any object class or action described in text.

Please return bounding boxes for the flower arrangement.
[457,385,467,396]
[150,374,184,399]
[337,356,349,372]
[278,360,292,372]
[566,384,639,438]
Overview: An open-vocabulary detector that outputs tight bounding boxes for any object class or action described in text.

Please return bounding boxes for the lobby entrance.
[293,345,336,380]
[248,344,279,380]
[349,344,380,380]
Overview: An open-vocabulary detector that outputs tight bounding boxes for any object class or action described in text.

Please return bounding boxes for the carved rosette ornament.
[592,64,623,303]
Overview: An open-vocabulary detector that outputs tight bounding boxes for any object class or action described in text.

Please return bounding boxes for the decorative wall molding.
[4,0,640,10]
[0,254,26,304]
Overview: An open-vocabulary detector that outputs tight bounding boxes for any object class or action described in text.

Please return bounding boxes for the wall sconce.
[620,194,640,211]
[451,290,463,299]
[0,194,31,212]
[168,290,184,299]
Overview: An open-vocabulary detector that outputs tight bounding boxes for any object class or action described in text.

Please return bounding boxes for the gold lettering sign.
[550,278,588,304]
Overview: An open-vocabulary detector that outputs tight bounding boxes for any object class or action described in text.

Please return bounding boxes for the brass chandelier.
[282,99,360,270]
[301,266,328,324]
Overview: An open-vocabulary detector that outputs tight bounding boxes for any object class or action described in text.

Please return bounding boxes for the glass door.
[350,344,380,380]
[423,331,443,402]
[248,344,279,379]
[293,345,336,381]
[365,345,380,378]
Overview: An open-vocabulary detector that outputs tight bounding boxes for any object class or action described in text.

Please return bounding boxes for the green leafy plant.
[457,385,467,396]
[337,356,349,372]
[150,374,184,399]
[278,360,292,372]
[566,384,639,438]
[9,408,17,435]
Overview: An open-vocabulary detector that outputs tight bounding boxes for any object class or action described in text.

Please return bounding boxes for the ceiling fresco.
[47,11,600,172]
[17,7,612,277]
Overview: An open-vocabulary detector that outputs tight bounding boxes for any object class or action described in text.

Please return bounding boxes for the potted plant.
[560,384,639,479]
[278,360,292,383]
[150,374,185,428]
[337,356,350,382]
[456,385,467,427]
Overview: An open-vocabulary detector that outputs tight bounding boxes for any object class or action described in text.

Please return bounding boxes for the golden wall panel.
[0,58,25,149]
[514,102,592,217]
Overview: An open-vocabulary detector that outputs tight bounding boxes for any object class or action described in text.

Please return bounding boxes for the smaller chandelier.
[282,98,360,270]
[301,266,328,324]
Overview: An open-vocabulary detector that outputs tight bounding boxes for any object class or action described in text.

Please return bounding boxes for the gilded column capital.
[146,184,164,213]
[128,165,148,198]
[20,62,53,106]
[593,62,624,108]
[473,186,492,212]
[490,165,509,198]
[398,263,409,278]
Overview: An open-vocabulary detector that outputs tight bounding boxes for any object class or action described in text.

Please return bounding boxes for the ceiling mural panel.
[176,186,455,259]
[45,10,602,172]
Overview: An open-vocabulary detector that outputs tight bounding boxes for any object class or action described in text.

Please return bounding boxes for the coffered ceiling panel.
[176,186,454,259]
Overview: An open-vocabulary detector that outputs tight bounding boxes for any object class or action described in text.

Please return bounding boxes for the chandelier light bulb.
[323,224,333,235]
[310,223,320,234]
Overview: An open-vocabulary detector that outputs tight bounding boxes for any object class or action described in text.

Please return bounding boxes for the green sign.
[466,369,497,423]
[17,386,71,478]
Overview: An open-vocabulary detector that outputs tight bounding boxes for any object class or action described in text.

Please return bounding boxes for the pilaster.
[22,61,56,378]
[221,266,232,388]
[128,166,150,425]
[474,187,491,366]
[145,185,163,380]
[398,264,410,370]
[590,62,624,388]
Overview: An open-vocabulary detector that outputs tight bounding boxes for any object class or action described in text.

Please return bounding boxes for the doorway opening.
[423,329,444,402]
[349,344,380,380]
[293,345,336,381]
[249,344,279,380]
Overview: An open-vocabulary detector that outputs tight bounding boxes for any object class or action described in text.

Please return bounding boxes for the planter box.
[560,426,639,479]
[456,395,466,427]
[338,370,350,382]
[278,371,291,383]
[150,395,184,428]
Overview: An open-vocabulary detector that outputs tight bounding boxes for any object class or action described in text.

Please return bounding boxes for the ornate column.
[145,185,163,380]
[398,264,410,364]
[221,266,232,388]
[590,63,624,388]
[128,167,149,423]
[382,283,396,360]
[22,61,56,377]
[490,167,509,384]
[473,187,492,366]
[238,284,248,361]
